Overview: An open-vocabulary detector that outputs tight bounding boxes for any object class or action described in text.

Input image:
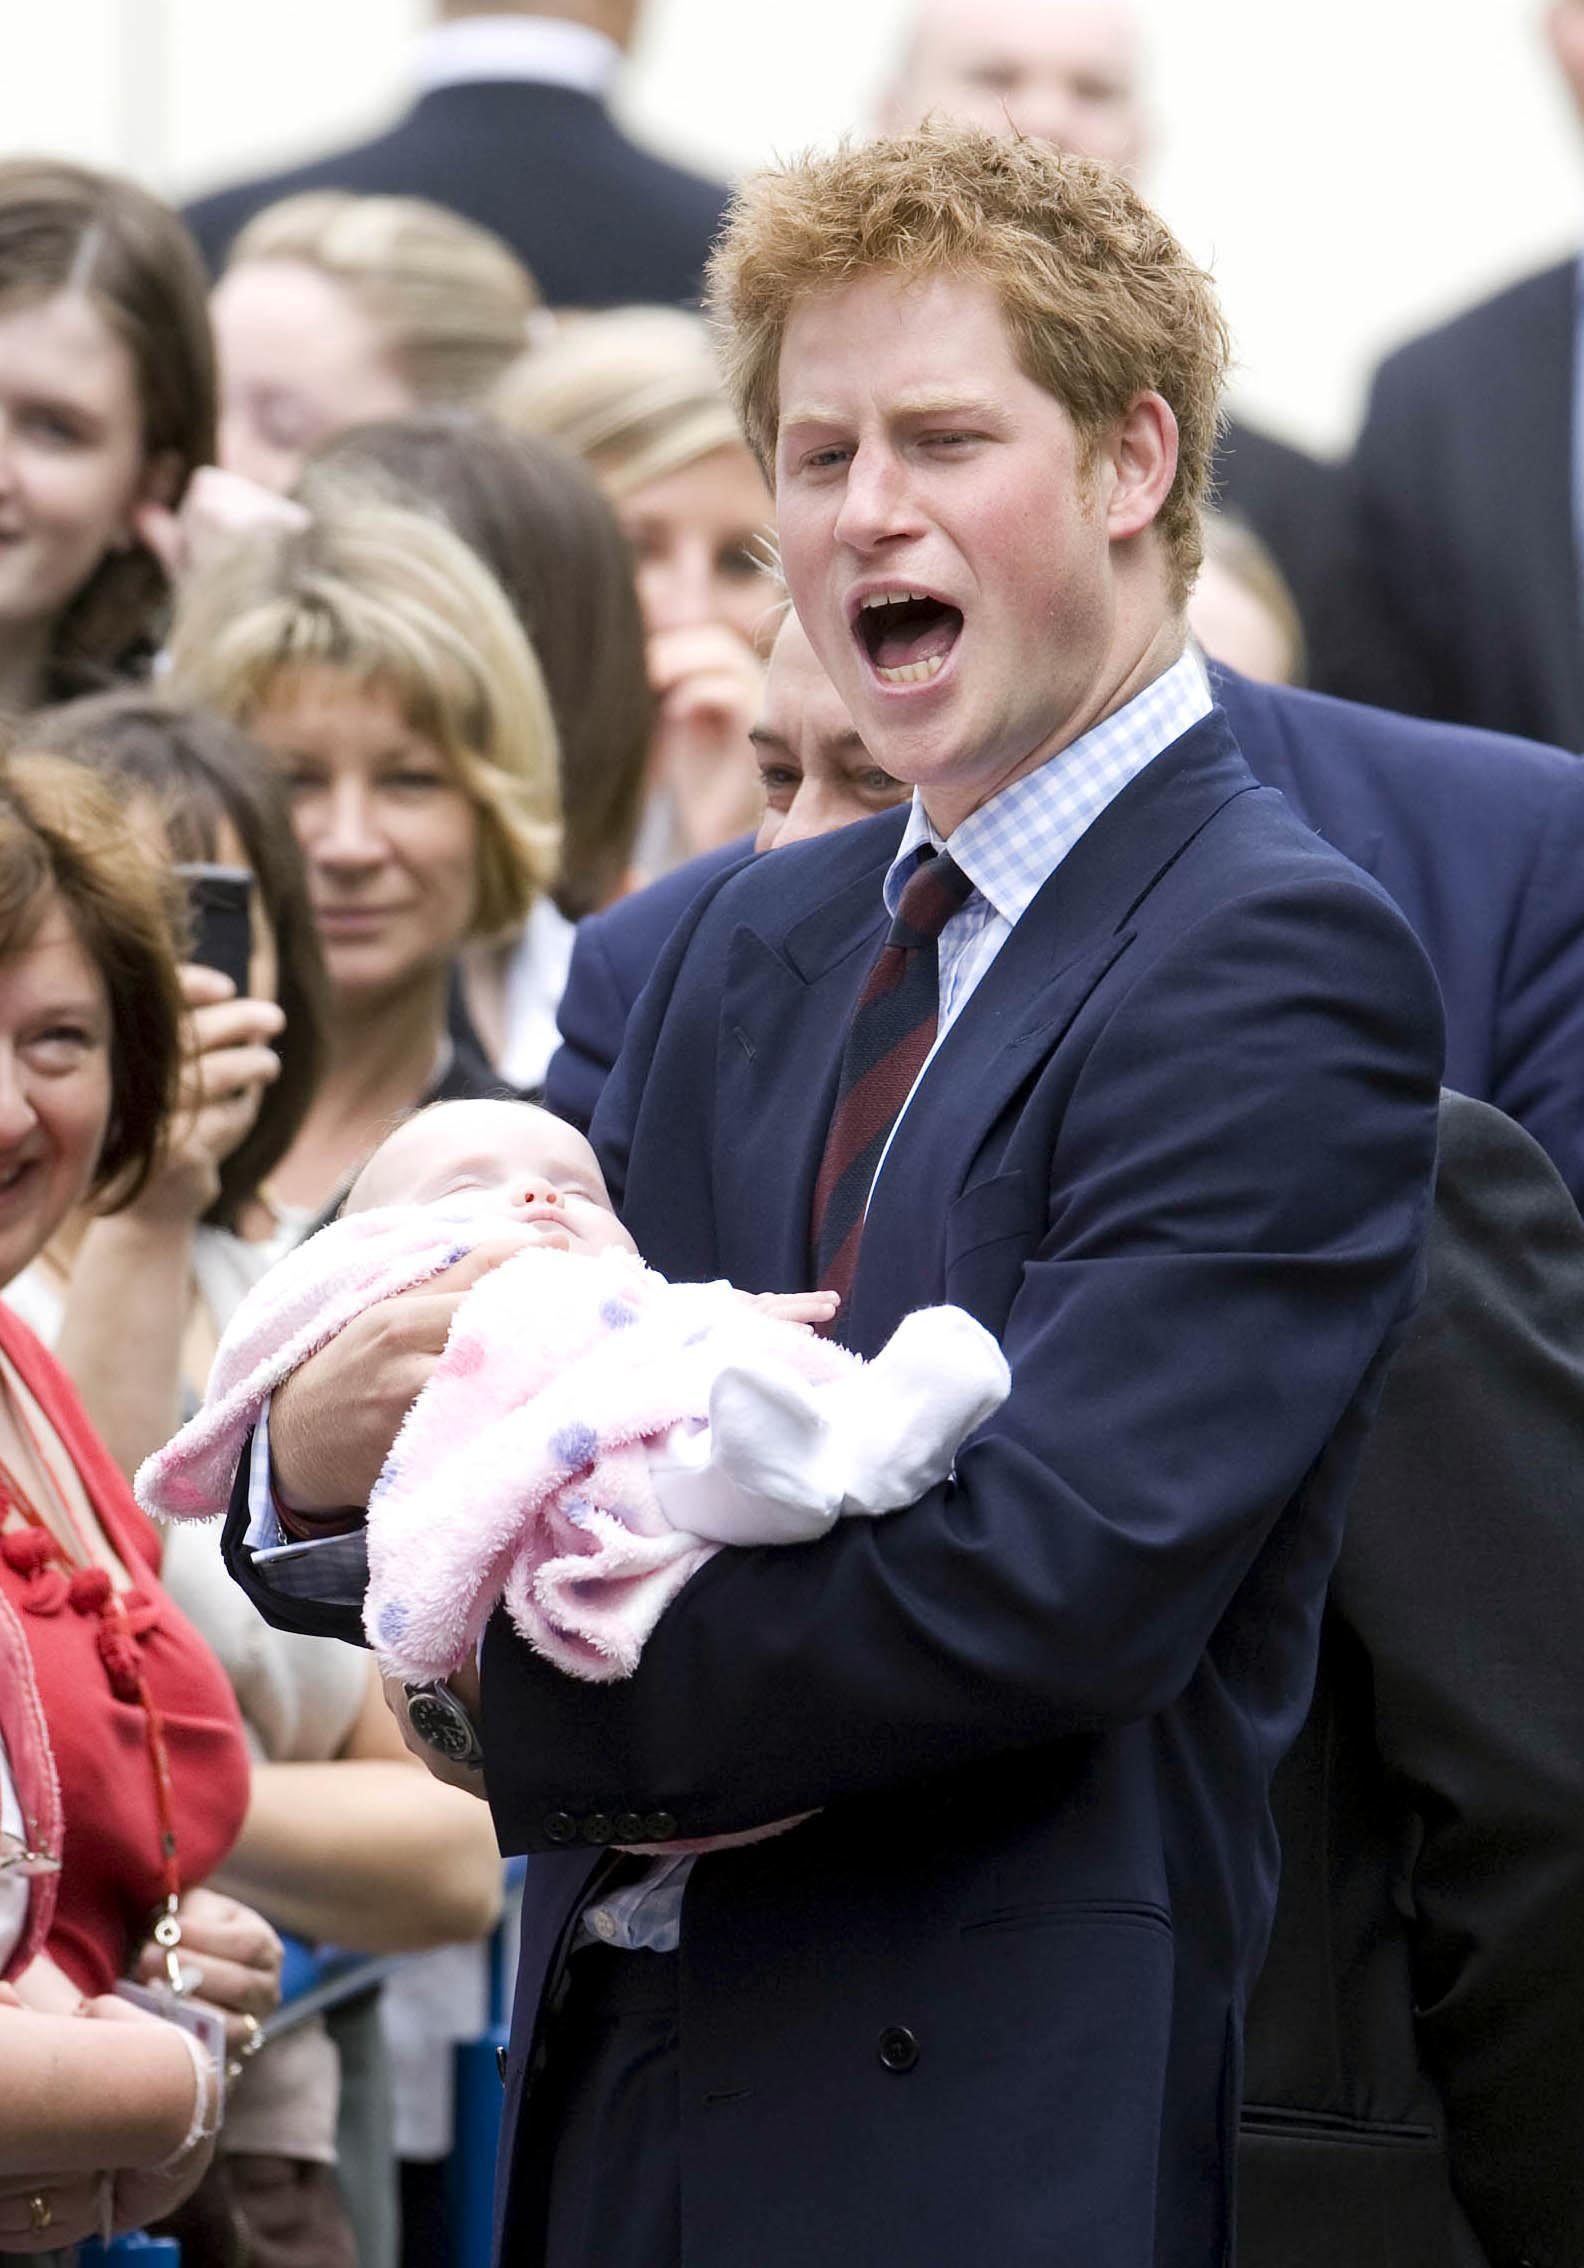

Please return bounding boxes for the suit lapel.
[712,838,902,1292]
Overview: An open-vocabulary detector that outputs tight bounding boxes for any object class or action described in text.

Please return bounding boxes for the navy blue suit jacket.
[546,669,1584,1206]
[183,79,729,309]
[489,713,1443,2266]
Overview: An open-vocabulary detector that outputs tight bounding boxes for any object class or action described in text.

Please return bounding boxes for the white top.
[191,1216,316,1344]
[0,1733,25,1974]
[498,895,577,1093]
[414,14,621,99]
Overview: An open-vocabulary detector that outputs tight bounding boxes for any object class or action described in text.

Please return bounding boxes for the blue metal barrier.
[445,1860,523,2268]
[78,2236,180,2262]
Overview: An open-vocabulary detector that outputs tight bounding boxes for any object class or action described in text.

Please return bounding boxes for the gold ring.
[28,2193,52,2233]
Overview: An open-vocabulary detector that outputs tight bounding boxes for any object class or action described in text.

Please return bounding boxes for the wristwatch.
[402,1678,485,1772]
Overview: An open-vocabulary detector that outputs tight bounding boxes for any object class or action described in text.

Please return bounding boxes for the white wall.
[1,0,1577,451]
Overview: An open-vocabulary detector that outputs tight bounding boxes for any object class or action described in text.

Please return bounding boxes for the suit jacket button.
[581,1812,615,1845]
[496,2043,509,2086]
[614,1812,647,1843]
[544,1810,578,1845]
[643,1810,678,1842]
[878,2026,919,2073]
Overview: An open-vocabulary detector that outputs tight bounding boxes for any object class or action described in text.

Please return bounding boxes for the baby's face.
[349,1100,638,1260]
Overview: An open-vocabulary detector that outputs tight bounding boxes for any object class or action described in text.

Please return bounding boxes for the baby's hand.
[749,1290,841,1328]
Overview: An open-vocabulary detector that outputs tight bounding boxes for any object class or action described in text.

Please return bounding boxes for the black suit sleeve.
[1316,362,1447,722]
[1331,1094,1584,2267]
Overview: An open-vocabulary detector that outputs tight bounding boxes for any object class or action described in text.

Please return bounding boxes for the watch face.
[405,1681,482,1766]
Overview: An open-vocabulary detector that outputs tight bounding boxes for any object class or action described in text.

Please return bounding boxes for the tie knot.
[890,849,974,949]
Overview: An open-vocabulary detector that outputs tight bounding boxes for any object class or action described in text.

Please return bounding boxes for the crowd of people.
[1,4,1582,2266]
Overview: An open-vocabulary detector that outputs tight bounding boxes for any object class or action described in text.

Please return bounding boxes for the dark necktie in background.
[811,846,975,1311]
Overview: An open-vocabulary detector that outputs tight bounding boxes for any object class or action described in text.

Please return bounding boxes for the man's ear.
[1103,392,1179,545]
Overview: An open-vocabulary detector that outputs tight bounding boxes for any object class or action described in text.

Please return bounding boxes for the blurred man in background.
[876,0,1351,675]
[874,0,1147,169]
[184,2,728,308]
[1328,0,1584,747]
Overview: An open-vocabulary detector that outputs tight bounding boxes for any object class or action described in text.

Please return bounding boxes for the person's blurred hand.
[0,2168,112,2252]
[77,1995,219,2231]
[131,965,284,1224]
[133,466,310,584]
[647,622,766,859]
[133,1885,282,2059]
[270,1233,545,1512]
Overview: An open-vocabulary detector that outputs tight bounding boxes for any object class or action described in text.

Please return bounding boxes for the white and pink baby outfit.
[138,1205,1009,1688]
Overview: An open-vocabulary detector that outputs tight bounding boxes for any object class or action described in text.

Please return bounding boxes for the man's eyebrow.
[780,390,1004,432]
[747,726,793,751]
[824,730,872,759]
[892,389,1002,421]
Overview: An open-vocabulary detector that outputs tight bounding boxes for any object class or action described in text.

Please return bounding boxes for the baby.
[139,1100,1009,1686]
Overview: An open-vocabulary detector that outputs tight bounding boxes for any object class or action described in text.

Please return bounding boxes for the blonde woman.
[496,306,776,872]
[212,191,540,494]
[170,497,562,1214]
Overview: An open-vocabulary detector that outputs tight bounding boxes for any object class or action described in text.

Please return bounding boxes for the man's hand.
[749,1289,841,1328]
[270,1236,538,1513]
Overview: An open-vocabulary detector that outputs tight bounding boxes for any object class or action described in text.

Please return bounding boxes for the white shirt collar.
[886,646,1213,928]
[415,16,621,100]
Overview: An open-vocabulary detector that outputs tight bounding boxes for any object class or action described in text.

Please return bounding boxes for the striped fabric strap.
[810,847,975,1309]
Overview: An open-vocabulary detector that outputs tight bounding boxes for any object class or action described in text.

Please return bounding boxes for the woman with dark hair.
[0,751,275,2257]
[0,160,217,713]
[3,698,502,2268]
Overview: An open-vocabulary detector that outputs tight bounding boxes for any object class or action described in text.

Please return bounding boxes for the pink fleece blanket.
[138,1207,855,1685]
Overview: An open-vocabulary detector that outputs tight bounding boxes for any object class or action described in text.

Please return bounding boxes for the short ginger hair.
[706,123,1230,598]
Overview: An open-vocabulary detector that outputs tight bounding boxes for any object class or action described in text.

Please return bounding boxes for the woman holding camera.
[169,494,562,1215]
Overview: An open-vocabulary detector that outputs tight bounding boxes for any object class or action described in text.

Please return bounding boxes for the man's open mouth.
[854,589,964,685]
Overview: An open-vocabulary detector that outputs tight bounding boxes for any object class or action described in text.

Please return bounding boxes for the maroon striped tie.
[811,847,975,1308]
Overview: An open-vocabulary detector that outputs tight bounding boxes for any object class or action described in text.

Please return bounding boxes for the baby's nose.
[519,1180,564,1207]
